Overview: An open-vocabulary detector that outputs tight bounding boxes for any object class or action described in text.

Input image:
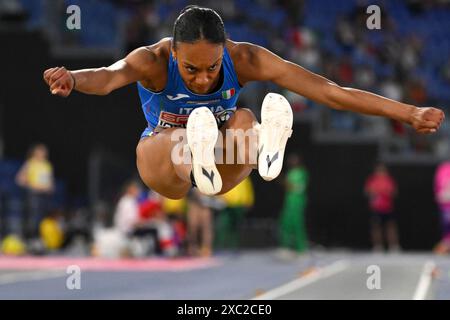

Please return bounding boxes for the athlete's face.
[172,40,224,94]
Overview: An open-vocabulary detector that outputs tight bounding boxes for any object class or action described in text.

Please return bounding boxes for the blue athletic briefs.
[137,43,242,138]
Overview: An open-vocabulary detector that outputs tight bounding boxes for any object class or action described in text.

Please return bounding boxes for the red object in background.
[409,82,427,105]
[365,173,396,214]
[287,27,303,48]
[173,221,187,241]
[338,61,353,85]
[390,119,406,135]
[139,200,162,220]
[292,101,308,113]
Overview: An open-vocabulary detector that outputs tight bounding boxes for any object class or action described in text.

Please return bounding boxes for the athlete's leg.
[136,94,291,198]
[210,92,294,191]
[136,128,192,199]
[258,93,293,181]
[187,107,223,195]
[186,98,292,195]
[136,108,259,199]
[137,106,257,198]
[216,108,259,194]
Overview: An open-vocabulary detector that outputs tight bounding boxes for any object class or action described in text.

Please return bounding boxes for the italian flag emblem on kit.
[222,88,235,99]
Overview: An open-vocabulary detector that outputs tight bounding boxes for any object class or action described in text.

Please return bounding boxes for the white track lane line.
[0,270,66,285]
[412,260,436,300]
[252,260,349,300]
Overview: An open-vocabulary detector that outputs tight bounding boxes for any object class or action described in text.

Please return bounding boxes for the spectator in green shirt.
[279,153,309,254]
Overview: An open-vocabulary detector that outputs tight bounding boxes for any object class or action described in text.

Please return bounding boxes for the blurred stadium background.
[0,0,450,300]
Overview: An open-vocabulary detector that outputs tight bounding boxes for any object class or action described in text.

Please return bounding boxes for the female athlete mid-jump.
[43,6,444,199]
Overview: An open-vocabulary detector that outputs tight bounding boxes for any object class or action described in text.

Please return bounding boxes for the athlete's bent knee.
[235,108,257,123]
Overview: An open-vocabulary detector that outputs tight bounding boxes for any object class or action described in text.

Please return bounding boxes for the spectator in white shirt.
[114,180,142,235]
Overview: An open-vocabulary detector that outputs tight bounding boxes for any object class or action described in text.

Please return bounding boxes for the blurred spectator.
[335,15,357,50]
[354,64,376,90]
[162,196,188,254]
[380,77,407,136]
[61,207,91,256]
[216,176,254,252]
[378,35,403,69]
[113,179,141,235]
[278,154,309,255]
[187,188,224,257]
[400,36,423,75]
[433,161,450,254]
[379,76,404,104]
[111,181,177,257]
[283,90,310,115]
[288,27,321,72]
[364,163,400,252]
[15,143,54,253]
[405,78,428,106]
[336,57,354,86]
[137,190,177,257]
[91,179,142,258]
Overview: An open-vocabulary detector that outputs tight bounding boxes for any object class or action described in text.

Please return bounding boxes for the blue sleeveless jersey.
[137,46,241,138]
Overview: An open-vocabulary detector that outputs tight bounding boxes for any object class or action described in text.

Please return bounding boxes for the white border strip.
[253,260,349,300]
[412,260,436,300]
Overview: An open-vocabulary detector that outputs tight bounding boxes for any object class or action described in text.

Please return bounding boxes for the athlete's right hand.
[43,66,75,97]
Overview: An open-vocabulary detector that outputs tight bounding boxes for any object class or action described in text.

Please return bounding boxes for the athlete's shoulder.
[225,39,266,84]
[129,38,171,90]
[225,39,260,65]
[146,37,172,59]
[131,38,171,67]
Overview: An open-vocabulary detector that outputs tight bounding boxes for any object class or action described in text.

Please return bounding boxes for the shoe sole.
[186,107,222,195]
[258,93,293,181]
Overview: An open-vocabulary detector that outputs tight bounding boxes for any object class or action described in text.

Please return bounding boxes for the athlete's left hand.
[43,66,74,97]
[410,107,445,134]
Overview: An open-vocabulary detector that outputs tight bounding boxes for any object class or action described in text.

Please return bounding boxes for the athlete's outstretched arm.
[236,43,444,134]
[43,47,159,97]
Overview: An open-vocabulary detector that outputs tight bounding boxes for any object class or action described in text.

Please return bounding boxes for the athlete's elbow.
[98,87,112,95]
[96,84,113,95]
[323,83,347,111]
[95,67,115,95]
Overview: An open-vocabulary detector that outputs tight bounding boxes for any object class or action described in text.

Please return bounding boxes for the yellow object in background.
[40,217,63,250]
[163,197,187,215]
[25,159,53,191]
[220,177,255,208]
[1,234,26,256]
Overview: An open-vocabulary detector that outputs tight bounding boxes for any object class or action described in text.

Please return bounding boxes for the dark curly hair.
[172,5,226,49]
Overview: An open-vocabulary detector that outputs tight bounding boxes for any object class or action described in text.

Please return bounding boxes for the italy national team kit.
[137,45,241,138]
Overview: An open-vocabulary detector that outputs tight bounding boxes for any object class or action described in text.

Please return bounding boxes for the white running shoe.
[258,92,293,181]
[187,107,222,195]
